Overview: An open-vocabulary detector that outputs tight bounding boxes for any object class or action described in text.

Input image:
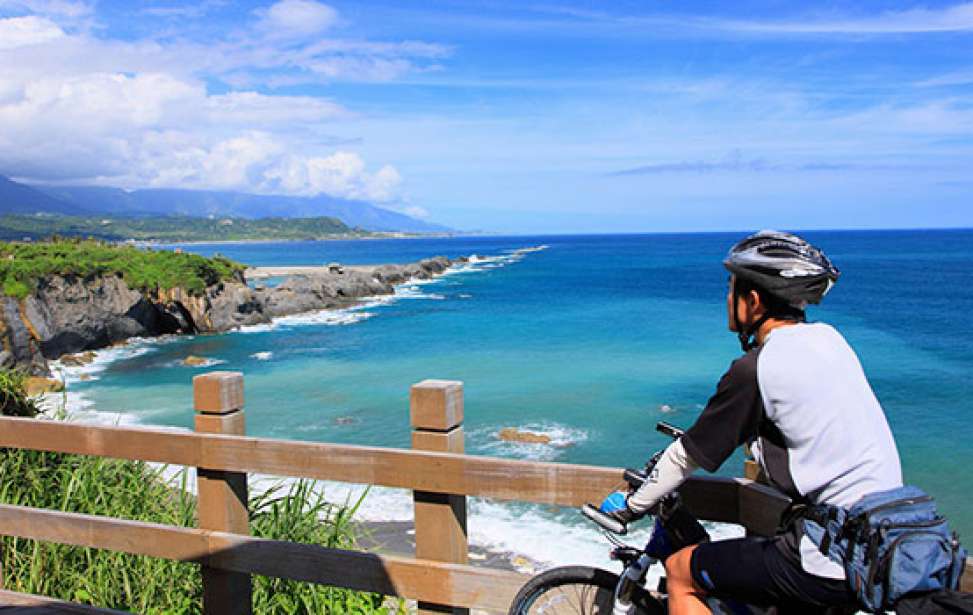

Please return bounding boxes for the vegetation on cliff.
[0,373,394,613]
[0,213,372,243]
[0,238,245,299]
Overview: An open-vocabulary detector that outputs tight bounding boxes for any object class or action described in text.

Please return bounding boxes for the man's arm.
[614,350,764,520]
[627,439,699,514]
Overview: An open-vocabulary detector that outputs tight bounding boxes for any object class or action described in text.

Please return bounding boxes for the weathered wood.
[962,562,973,593]
[0,505,526,612]
[0,417,788,535]
[0,589,130,613]
[193,371,245,415]
[412,380,469,615]
[193,372,252,615]
[411,380,463,431]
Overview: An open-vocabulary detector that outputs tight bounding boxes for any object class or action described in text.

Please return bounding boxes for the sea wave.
[48,336,182,385]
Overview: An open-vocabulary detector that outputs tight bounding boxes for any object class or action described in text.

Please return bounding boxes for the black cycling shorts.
[689,535,855,613]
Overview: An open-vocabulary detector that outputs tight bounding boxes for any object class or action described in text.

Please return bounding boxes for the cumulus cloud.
[0,15,64,49]
[0,4,431,203]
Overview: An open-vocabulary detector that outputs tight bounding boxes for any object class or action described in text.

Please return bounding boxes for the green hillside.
[0,214,367,243]
[0,239,245,298]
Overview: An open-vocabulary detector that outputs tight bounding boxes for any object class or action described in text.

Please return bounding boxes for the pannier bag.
[803,485,967,613]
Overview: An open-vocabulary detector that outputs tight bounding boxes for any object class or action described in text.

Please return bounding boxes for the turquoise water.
[64,231,973,565]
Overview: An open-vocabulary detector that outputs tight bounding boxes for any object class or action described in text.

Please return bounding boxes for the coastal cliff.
[0,255,458,375]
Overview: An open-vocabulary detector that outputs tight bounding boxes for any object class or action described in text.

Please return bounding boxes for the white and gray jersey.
[681,322,902,578]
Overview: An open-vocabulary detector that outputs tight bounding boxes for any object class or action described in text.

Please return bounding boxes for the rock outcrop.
[0,256,459,375]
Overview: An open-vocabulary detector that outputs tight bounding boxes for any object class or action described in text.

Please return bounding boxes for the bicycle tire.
[508,565,665,615]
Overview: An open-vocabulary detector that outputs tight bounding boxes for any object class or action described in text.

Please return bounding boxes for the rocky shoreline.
[0,255,461,376]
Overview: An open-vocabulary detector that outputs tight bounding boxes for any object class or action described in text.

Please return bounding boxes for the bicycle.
[507,421,770,615]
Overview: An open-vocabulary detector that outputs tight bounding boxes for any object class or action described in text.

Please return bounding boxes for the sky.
[0,1,971,233]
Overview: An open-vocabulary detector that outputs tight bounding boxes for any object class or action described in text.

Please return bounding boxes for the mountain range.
[0,175,448,233]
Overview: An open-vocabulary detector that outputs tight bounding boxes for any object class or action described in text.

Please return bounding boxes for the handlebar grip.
[656,421,685,439]
[581,503,628,535]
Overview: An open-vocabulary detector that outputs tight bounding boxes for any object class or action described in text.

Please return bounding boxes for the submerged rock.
[25,376,64,396]
[497,427,552,444]
[182,355,210,367]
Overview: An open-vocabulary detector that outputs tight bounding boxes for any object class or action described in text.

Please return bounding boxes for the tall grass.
[0,372,399,613]
[0,369,39,417]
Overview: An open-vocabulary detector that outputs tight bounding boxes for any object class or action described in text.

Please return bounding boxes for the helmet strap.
[738,312,772,352]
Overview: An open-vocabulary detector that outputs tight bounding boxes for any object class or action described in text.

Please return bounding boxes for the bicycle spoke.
[526,582,614,615]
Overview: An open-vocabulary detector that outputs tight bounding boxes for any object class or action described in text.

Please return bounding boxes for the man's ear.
[747,289,763,313]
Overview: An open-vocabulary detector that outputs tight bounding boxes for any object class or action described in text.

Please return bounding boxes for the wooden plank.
[962,561,973,593]
[0,417,621,507]
[0,419,790,524]
[0,590,130,613]
[0,418,789,533]
[0,505,526,612]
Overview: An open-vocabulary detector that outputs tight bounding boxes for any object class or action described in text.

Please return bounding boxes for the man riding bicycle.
[609,230,903,614]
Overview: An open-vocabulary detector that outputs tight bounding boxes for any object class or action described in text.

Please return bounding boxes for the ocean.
[56,230,973,572]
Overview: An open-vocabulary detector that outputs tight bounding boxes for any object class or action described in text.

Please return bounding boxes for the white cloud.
[0,15,64,50]
[702,3,973,35]
[0,68,399,201]
[0,3,430,204]
[401,205,430,219]
[0,0,92,19]
[255,0,339,39]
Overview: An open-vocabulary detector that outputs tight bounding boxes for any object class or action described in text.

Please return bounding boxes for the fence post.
[193,371,252,615]
[411,380,469,615]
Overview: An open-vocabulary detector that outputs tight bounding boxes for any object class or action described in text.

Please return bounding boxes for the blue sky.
[0,1,971,232]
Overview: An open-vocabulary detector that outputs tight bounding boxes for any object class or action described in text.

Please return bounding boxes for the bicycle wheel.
[508,565,664,615]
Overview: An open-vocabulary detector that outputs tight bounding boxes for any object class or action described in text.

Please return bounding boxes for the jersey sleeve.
[681,349,764,473]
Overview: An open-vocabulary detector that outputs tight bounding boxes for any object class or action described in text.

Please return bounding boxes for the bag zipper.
[861,495,933,519]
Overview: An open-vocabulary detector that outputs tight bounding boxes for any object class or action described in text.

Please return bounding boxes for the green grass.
[0,238,245,299]
[0,373,399,613]
[0,369,40,417]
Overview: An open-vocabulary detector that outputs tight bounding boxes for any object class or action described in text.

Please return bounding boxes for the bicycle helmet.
[724,230,839,350]
[724,230,839,309]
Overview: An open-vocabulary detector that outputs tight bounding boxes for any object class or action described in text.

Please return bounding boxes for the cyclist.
[608,230,903,614]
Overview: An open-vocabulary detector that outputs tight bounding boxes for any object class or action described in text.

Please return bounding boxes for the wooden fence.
[0,371,967,613]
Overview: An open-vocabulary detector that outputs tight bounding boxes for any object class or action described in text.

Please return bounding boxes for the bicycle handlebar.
[581,503,628,535]
[656,421,685,439]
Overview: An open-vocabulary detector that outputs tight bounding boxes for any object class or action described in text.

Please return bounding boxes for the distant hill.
[0,176,90,216]
[0,214,361,243]
[0,175,449,233]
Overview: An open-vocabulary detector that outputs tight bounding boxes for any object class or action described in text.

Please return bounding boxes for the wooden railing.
[0,371,967,613]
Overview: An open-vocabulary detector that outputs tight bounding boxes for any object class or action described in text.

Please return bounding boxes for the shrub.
[0,238,246,299]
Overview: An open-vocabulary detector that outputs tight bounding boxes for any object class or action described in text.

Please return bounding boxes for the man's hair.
[733,276,806,322]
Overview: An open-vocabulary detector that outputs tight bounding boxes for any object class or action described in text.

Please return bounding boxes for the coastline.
[156,232,458,247]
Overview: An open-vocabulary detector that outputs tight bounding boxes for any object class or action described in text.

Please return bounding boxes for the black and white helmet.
[724,230,840,309]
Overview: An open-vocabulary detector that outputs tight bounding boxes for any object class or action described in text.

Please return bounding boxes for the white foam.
[275,309,375,327]
[250,351,273,361]
[47,336,180,385]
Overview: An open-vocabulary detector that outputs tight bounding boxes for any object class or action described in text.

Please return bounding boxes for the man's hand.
[604,496,646,526]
